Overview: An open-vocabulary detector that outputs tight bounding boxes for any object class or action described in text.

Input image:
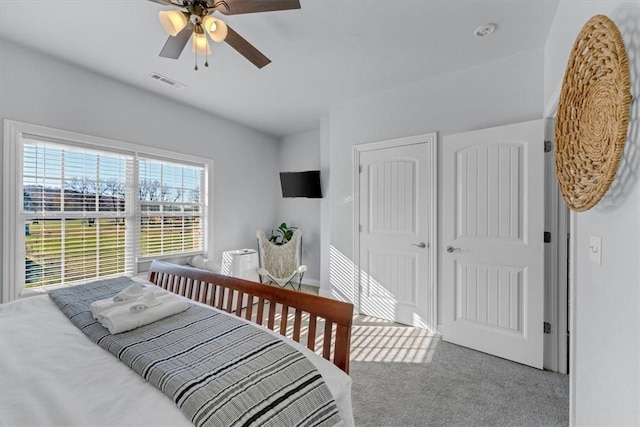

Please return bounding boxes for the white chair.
[256,229,307,291]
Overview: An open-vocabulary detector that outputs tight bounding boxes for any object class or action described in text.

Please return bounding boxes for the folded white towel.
[94,291,169,322]
[90,298,128,319]
[100,294,190,334]
[129,292,162,313]
[113,283,146,302]
[92,288,169,321]
[91,286,167,319]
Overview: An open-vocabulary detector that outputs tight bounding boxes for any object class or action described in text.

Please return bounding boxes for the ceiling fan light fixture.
[203,15,228,42]
[192,32,211,54]
[159,10,188,37]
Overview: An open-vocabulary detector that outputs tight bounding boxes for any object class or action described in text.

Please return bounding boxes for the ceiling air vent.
[148,72,185,89]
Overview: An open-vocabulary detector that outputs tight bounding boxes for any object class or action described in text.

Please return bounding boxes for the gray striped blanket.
[48,277,342,427]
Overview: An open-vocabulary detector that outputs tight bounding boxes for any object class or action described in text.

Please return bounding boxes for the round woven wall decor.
[555,14,632,212]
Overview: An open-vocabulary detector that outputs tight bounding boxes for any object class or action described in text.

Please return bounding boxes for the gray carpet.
[349,320,569,427]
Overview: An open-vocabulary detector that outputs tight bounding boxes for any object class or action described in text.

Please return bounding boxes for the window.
[138,158,203,257]
[22,141,131,287]
[3,121,213,301]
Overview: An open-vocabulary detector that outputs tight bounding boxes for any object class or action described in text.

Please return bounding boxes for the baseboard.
[302,278,320,287]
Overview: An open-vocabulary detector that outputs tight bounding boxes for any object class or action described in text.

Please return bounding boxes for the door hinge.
[359,165,363,173]
[543,322,551,334]
[544,231,551,243]
[544,140,553,153]
[359,224,363,232]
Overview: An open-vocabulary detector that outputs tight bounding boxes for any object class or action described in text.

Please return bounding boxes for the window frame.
[2,120,214,302]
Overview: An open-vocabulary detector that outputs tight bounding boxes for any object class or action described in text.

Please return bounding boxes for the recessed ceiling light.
[474,23,497,38]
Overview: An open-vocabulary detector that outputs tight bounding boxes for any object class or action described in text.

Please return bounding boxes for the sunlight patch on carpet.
[350,319,439,363]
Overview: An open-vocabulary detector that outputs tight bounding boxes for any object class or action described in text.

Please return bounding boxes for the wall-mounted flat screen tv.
[279,170,322,198]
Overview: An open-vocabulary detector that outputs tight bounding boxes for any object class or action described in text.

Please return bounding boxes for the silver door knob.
[446,246,461,253]
[412,242,427,248]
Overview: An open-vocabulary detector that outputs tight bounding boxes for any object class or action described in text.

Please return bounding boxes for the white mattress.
[0,282,354,427]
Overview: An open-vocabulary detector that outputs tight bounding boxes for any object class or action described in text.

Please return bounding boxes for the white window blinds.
[17,137,207,292]
[22,139,133,288]
[138,158,204,257]
[3,121,213,301]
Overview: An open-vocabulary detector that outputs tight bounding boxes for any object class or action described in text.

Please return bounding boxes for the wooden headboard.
[147,260,354,374]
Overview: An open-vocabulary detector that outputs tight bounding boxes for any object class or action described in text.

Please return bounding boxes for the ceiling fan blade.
[220,0,301,15]
[225,26,271,68]
[159,22,194,59]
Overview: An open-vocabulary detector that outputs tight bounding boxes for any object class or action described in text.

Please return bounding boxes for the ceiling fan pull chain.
[194,48,199,71]
[205,49,209,68]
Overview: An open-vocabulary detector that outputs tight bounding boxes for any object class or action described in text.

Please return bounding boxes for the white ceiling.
[0,0,559,137]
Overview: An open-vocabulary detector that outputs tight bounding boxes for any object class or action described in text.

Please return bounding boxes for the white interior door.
[441,120,545,369]
[358,138,435,329]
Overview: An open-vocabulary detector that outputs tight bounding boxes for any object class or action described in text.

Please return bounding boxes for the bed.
[0,260,355,427]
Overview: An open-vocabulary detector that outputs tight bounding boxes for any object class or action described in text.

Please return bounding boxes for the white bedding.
[0,281,354,427]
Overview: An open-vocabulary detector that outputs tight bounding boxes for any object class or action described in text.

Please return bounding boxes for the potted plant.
[269,222,296,245]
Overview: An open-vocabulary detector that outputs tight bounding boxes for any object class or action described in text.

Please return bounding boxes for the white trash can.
[221,249,259,282]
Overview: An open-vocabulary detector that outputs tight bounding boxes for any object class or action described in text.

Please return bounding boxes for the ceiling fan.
[148,0,301,69]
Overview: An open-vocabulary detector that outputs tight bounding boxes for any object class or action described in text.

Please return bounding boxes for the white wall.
[319,116,331,296]
[0,38,281,293]
[545,2,640,425]
[323,48,544,307]
[277,130,322,283]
